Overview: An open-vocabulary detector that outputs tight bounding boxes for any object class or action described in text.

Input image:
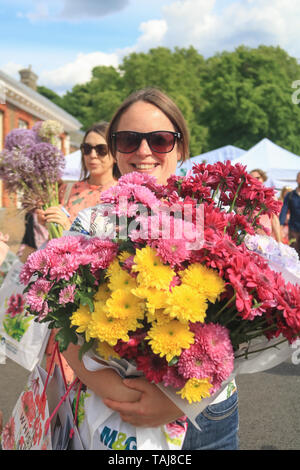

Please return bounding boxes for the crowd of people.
[0,87,299,451]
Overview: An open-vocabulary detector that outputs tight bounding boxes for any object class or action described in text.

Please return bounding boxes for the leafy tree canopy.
[38,45,300,157]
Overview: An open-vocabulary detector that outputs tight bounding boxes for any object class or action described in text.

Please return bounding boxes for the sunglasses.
[111,130,181,154]
[80,143,108,157]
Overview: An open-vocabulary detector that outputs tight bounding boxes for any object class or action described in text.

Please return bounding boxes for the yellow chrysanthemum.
[70,304,93,341]
[87,306,130,346]
[132,246,176,290]
[132,287,168,314]
[94,283,111,304]
[146,320,194,362]
[146,308,170,325]
[177,378,213,404]
[96,341,120,360]
[104,288,145,322]
[118,251,133,263]
[164,284,208,323]
[180,263,226,303]
[105,259,137,291]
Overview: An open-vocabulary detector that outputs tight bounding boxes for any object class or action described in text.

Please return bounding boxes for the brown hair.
[250,168,267,182]
[80,122,120,180]
[106,88,190,162]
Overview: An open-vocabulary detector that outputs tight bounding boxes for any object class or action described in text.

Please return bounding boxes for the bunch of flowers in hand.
[21,165,300,405]
[0,120,65,238]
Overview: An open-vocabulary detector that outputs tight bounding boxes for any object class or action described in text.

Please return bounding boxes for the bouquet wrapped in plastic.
[21,164,300,406]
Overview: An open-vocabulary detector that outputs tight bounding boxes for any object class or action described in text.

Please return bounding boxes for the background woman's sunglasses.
[111,130,181,154]
[80,143,108,157]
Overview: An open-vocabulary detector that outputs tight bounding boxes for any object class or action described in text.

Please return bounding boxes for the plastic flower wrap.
[21,165,300,406]
[0,120,65,238]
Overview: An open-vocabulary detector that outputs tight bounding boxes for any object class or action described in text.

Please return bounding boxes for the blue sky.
[1,0,300,95]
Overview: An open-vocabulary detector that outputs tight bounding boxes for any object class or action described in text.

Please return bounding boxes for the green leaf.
[55,327,78,352]
[168,356,179,366]
[78,292,94,312]
[78,338,96,360]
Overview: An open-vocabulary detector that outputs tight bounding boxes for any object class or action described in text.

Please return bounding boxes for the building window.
[18,118,29,129]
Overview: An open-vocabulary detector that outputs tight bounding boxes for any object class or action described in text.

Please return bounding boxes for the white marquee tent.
[62,139,300,191]
[230,138,300,190]
[176,145,246,176]
[63,145,247,180]
[62,149,81,181]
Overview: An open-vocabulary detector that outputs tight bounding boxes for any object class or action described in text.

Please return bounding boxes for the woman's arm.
[271,214,282,242]
[103,378,185,427]
[62,342,141,403]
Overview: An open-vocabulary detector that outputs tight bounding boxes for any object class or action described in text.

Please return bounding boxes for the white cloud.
[7,0,300,94]
[39,51,120,94]
[1,62,24,78]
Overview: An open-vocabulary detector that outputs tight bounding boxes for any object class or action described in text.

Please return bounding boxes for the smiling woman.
[107,87,190,184]
[64,87,239,451]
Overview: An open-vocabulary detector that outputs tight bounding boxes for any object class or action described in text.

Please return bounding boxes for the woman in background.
[250,168,281,242]
[37,122,119,382]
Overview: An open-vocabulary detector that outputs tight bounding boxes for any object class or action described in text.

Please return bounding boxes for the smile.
[132,163,159,169]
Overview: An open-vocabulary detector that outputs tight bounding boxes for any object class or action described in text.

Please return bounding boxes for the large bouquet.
[21,163,300,405]
[0,120,65,238]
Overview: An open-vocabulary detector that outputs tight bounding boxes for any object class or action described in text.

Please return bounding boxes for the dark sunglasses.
[111,130,181,154]
[80,143,108,157]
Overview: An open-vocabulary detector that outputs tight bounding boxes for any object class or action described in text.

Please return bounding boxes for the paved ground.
[0,207,25,254]
[1,356,299,450]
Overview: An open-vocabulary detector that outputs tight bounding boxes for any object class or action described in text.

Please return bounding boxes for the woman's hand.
[36,206,71,230]
[103,377,184,427]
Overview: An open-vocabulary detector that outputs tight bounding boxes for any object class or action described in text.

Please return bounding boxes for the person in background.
[279,172,300,256]
[63,87,239,450]
[18,122,120,263]
[37,122,119,382]
[250,169,281,242]
[38,122,119,231]
[278,186,293,245]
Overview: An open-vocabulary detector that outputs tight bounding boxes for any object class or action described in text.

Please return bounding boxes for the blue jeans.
[182,392,239,450]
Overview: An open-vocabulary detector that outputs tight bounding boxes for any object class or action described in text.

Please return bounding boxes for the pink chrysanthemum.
[26,279,52,313]
[162,366,187,389]
[177,343,216,380]
[20,249,52,283]
[59,285,76,305]
[46,235,83,254]
[48,253,81,281]
[190,322,234,362]
[151,238,190,268]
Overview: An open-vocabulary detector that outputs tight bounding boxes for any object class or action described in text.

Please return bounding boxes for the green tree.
[199,45,300,153]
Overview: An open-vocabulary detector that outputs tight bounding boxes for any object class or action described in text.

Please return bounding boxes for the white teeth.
[134,164,157,169]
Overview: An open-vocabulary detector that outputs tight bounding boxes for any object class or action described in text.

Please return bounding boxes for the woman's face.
[83,131,115,178]
[115,101,182,184]
[250,171,264,184]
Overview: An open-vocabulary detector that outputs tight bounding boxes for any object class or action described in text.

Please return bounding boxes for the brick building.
[0,66,83,207]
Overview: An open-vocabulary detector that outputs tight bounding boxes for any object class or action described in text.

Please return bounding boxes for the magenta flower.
[59,285,76,305]
[26,279,52,313]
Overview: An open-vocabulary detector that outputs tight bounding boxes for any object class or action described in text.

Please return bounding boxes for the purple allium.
[25,142,65,183]
[4,129,40,151]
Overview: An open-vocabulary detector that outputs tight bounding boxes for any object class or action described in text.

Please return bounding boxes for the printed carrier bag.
[0,259,50,371]
[1,366,52,450]
[73,354,187,450]
[2,363,84,451]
